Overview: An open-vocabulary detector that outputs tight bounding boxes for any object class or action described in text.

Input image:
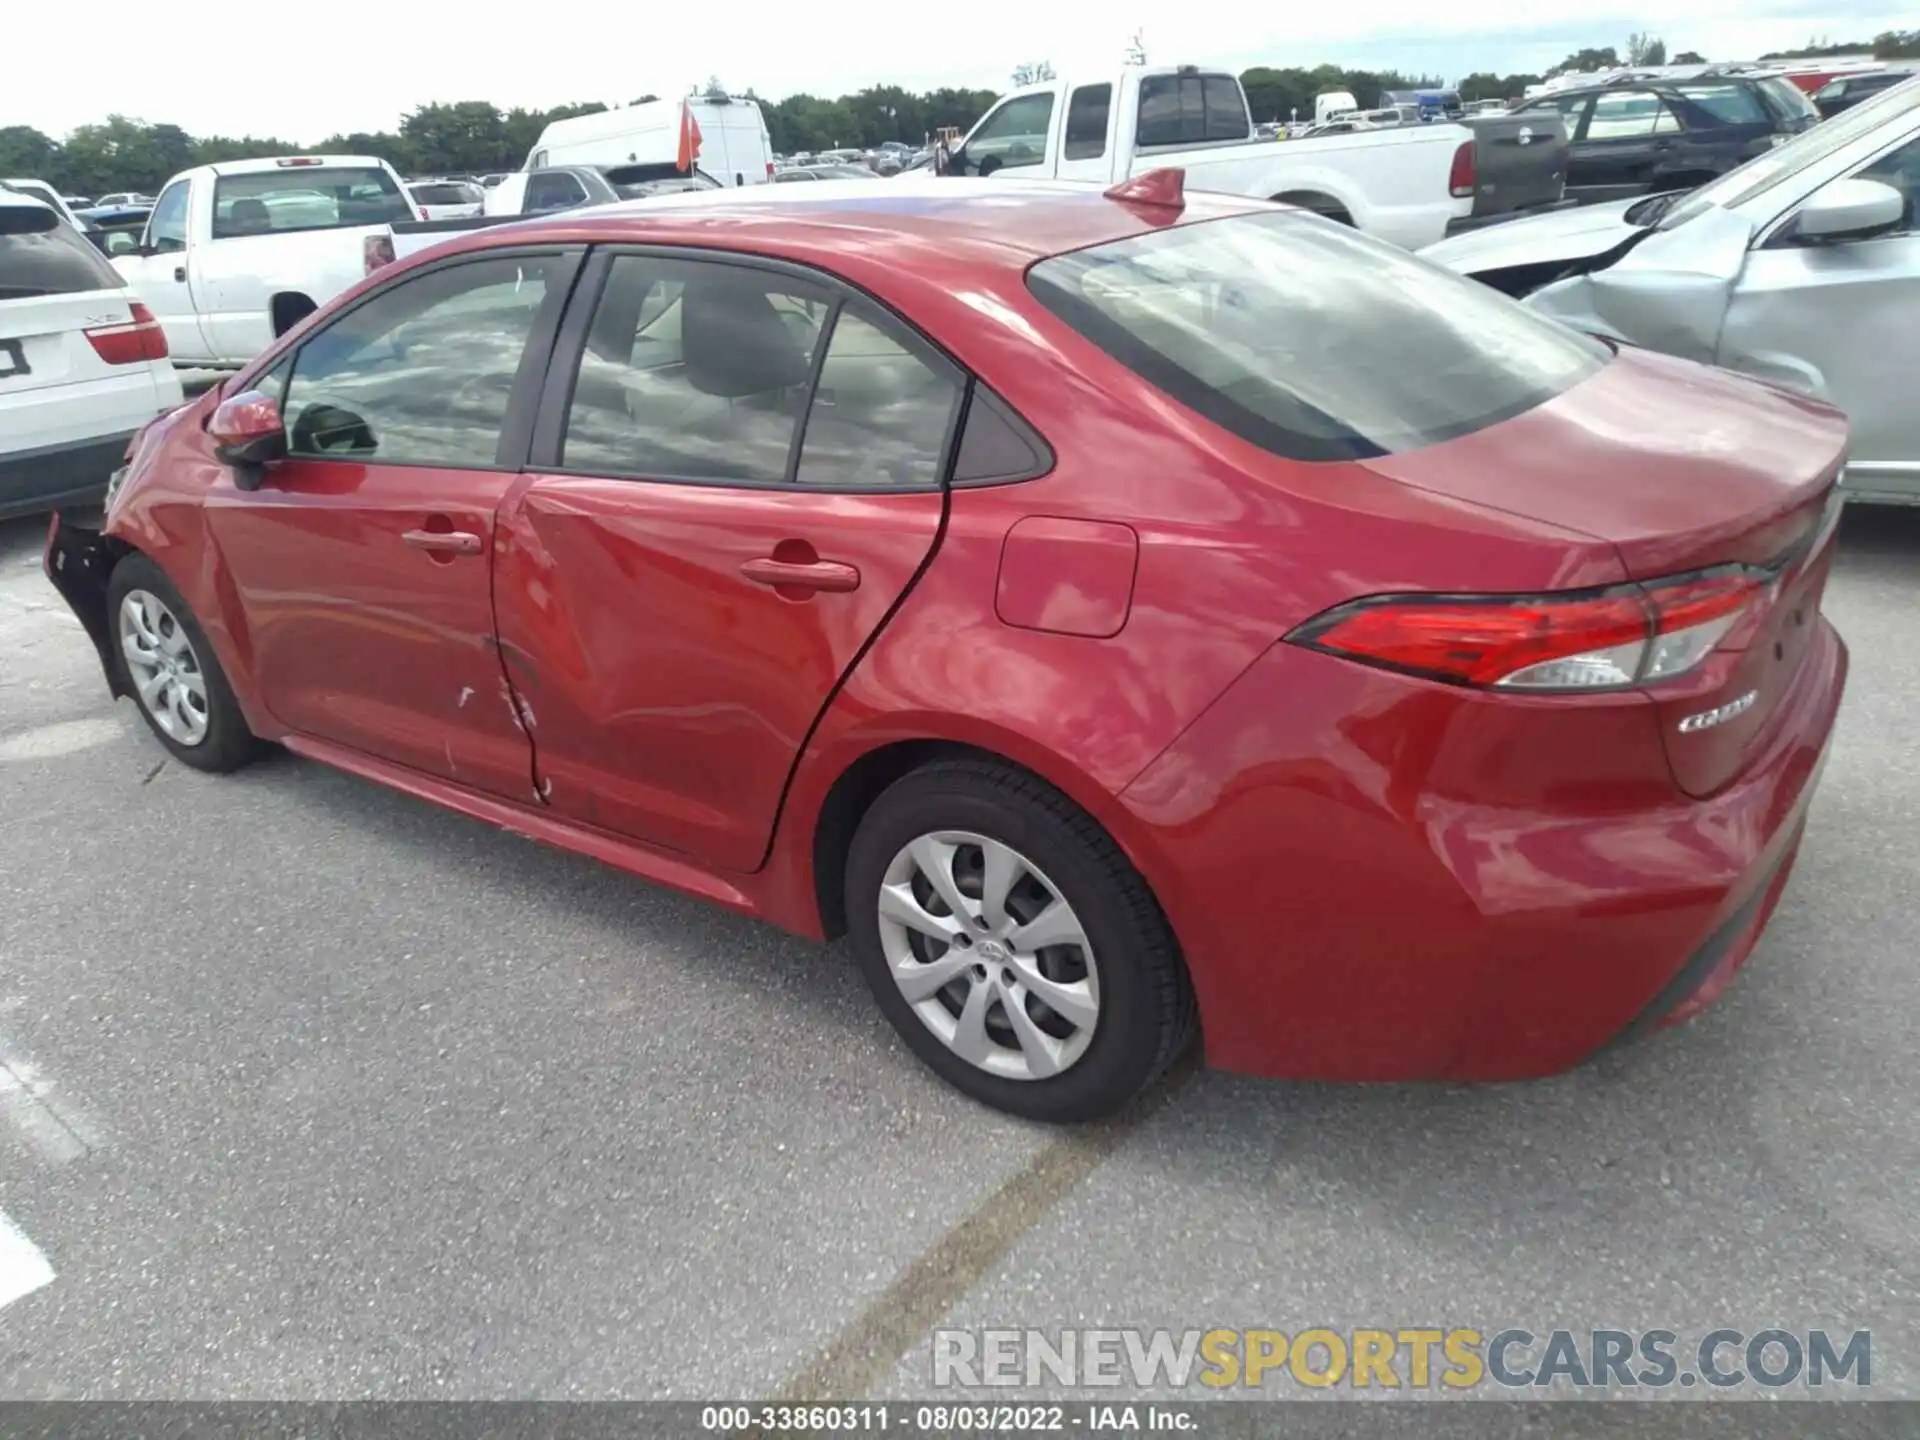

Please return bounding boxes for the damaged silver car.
[1421,77,1920,505]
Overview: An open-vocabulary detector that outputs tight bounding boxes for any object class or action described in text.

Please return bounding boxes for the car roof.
[473,176,1269,271]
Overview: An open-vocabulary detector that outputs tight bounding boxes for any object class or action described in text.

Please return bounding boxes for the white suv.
[1,193,185,519]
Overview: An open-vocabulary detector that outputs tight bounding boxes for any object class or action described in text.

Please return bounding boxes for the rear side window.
[1065,84,1113,160]
[1673,83,1767,126]
[561,256,826,483]
[0,206,121,299]
[1755,77,1821,124]
[212,166,411,239]
[558,255,959,489]
[796,306,962,489]
[1584,92,1681,139]
[1028,211,1610,463]
[1137,74,1250,147]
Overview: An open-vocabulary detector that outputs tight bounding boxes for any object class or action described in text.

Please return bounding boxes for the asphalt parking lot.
[1,499,1918,1403]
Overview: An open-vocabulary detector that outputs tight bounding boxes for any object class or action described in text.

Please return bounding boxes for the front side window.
[280,255,557,467]
[211,166,410,240]
[962,94,1055,172]
[1584,92,1681,140]
[1855,133,1920,234]
[1028,211,1609,463]
[147,180,189,253]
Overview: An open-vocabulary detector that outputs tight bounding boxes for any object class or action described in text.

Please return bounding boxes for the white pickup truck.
[112,155,420,367]
[940,66,1570,250]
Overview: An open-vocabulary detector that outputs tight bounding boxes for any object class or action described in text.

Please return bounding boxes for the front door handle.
[403,528,484,556]
[173,266,187,282]
[740,556,861,593]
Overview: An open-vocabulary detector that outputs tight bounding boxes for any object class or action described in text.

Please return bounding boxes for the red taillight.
[85,302,168,365]
[1290,571,1766,692]
[1449,140,1476,198]
[766,161,776,179]
[364,233,396,276]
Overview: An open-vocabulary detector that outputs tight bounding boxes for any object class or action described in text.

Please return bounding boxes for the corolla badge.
[1677,690,1759,733]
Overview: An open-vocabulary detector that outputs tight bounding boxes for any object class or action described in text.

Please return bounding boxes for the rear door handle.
[403,528,484,555]
[740,557,861,593]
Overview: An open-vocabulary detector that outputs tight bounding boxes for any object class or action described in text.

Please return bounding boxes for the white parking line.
[0,1209,54,1310]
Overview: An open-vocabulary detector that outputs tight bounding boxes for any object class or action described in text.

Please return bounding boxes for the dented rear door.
[493,250,961,872]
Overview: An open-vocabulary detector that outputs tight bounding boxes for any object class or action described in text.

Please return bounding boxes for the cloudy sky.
[10,0,1907,141]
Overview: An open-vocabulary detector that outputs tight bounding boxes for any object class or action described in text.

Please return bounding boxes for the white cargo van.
[526,96,775,187]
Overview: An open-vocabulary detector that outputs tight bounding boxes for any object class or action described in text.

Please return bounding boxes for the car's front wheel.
[845,759,1195,1122]
[108,553,257,773]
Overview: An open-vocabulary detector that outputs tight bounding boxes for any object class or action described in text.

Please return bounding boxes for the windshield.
[1664,77,1920,226]
[1029,211,1609,463]
[211,166,411,239]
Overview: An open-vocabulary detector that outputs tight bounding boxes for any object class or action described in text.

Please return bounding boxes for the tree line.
[5,31,1914,198]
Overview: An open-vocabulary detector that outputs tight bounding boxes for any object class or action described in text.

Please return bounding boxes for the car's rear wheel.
[108,553,257,773]
[845,758,1195,1122]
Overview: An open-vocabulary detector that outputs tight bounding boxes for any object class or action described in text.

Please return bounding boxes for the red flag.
[677,99,704,173]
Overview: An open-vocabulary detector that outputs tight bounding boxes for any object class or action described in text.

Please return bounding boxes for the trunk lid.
[0,291,132,395]
[1462,111,1568,219]
[1362,346,1848,797]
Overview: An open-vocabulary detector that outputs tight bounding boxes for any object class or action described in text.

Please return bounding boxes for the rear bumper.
[0,434,133,520]
[1446,196,1583,236]
[1118,618,1849,1082]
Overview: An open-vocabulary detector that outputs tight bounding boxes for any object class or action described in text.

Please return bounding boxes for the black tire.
[845,758,1196,1122]
[107,552,258,773]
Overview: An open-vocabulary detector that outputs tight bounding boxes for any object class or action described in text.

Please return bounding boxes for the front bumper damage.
[43,511,126,701]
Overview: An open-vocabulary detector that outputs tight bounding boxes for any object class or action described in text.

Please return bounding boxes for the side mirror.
[209,389,286,490]
[136,242,158,258]
[1792,177,1906,243]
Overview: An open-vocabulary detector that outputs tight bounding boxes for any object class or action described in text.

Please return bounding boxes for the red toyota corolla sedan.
[44,175,1848,1121]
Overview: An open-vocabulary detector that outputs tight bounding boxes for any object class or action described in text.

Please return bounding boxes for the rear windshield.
[1136,74,1250,147]
[410,183,478,205]
[0,204,121,299]
[1028,211,1610,463]
[212,167,411,239]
